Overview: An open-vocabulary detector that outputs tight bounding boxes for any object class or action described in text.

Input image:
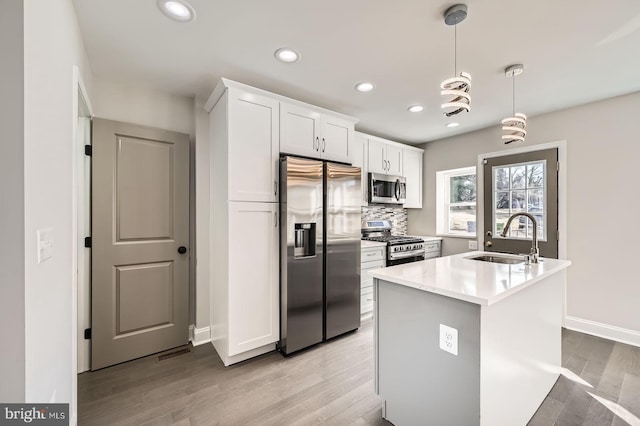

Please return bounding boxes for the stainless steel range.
[361,220,425,266]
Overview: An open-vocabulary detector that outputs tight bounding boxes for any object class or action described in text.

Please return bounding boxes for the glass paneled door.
[483,148,559,258]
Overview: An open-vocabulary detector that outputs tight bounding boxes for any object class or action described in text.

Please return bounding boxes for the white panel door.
[92,118,190,370]
[280,102,320,158]
[227,201,279,356]
[352,134,369,206]
[228,88,279,202]
[385,144,403,176]
[403,149,423,208]
[320,115,352,163]
[368,139,387,174]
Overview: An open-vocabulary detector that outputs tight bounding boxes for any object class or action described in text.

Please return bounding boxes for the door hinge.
[557,230,560,241]
[84,328,91,339]
[84,237,92,248]
[84,145,92,156]
[557,161,560,172]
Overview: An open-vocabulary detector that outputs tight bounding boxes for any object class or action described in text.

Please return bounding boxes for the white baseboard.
[189,324,211,346]
[565,316,640,348]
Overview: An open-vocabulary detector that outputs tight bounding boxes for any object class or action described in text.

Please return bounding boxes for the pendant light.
[502,64,527,144]
[441,4,471,117]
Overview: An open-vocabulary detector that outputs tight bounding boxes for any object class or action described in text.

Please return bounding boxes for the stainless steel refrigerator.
[279,156,361,355]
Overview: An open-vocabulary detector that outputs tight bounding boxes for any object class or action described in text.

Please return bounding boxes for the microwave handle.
[395,179,400,201]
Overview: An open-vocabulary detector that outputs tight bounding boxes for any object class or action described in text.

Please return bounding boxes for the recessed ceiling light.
[445,122,460,128]
[157,0,196,22]
[355,82,375,92]
[408,105,424,113]
[274,48,300,63]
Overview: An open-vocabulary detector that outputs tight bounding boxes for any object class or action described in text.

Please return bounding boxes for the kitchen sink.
[468,254,525,265]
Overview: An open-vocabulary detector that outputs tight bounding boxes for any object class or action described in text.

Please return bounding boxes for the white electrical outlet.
[37,228,54,264]
[468,240,478,250]
[439,324,458,356]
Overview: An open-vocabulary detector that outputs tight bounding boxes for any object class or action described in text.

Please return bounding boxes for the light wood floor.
[79,321,640,426]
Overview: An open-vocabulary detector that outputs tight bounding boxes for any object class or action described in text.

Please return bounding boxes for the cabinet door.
[320,115,352,163]
[228,89,279,202]
[228,202,279,356]
[385,144,403,176]
[280,102,320,159]
[368,139,387,174]
[403,148,423,208]
[352,134,369,206]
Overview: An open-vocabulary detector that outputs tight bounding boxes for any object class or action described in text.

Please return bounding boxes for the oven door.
[387,253,425,266]
[387,247,425,266]
[369,173,407,204]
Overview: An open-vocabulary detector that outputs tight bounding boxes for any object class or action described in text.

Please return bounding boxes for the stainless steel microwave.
[369,173,406,204]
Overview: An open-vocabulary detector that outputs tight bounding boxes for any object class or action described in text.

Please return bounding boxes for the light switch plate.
[440,324,458,356]
[37,228,54,264]
[468,240,478,250]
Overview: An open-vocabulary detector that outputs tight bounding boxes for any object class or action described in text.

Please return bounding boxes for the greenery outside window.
[436,166,477,237]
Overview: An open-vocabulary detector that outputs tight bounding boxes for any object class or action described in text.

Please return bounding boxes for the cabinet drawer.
[361,286,374,314]
[361,248,385,262]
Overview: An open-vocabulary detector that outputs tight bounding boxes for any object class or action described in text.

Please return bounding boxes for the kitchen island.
[370,251,571,426]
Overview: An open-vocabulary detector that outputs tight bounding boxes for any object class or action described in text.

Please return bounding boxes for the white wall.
[91,78,194,136]
[408,91,640,343]
[0,0,25,403]
[23,0,93,418]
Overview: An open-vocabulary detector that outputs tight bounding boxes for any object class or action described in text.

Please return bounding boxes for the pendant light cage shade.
[441,4,471,117]
[441,72,471,117]
[502,113,527,144]
[502,64,526,144]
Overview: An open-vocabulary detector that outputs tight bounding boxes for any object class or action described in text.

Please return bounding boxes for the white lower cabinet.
[211,201,279,366]
[361,244,386,317]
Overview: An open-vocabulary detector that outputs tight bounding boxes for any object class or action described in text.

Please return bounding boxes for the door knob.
[485,241,493,247]
[178,246,187,254]
[487,231,493,237]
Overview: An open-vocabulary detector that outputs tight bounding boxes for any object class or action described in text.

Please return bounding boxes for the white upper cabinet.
[320,115,352,163]
[226,87,280,203]
[368,137,403,176]
[280,102,320,159]
[280,101,354,163]
[402,148,423,209]
[359,131,424,208]
[352,133,369,206]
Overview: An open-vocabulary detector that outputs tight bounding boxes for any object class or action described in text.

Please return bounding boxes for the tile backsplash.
[361,206,408,236]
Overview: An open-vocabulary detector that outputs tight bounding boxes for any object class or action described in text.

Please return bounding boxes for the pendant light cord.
[454,24,457,75]
[512,74,516,115]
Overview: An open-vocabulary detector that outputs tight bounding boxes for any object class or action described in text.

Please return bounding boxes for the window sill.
[437,233,477,239]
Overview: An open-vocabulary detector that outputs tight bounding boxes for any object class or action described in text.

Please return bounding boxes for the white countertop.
[369,251,571,306]
[361,240,387,249]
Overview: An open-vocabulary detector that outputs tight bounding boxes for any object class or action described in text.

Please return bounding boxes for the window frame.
[436,166,477,238]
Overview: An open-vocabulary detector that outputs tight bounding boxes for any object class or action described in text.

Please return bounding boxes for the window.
[493,161,546,241]
[436,166,477,237]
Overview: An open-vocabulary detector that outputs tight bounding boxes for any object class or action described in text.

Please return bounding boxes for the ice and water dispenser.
[294,223,316,258]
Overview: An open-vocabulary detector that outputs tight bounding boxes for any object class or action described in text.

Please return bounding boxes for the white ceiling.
[72,0,640,144]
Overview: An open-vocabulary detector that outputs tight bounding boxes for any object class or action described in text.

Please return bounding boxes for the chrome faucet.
[500,212,540,264]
